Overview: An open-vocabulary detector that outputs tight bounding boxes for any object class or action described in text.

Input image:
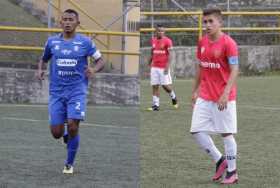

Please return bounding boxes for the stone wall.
[140,45,280,79]
[88,73,140,106]
[0,68,139,105]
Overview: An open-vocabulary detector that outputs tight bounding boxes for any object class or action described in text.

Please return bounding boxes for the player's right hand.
[191,91,198,108]
[36,69,45,80]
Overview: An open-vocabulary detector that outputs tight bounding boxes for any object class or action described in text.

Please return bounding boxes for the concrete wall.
[0,68,139,105]
[140,45,280,79]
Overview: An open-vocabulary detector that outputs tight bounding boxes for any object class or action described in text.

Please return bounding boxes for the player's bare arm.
[164,48,171,74]
[36,59,46,80]
[148,49,153,66]
[85,57,105,78]
[217,64,239,111]
[191,63,201,106]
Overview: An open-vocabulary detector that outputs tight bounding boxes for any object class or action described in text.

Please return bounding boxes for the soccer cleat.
[63,164,74,174]
[172,98,179,109]
[212,156,227,181]
[221,170,238,184]
[147,105,159,111]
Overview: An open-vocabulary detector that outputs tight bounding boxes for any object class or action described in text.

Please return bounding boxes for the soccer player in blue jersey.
[37,9,105,174]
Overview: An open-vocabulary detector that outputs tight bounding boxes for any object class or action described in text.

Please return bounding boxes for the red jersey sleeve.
[166,38,173,49]
[225,37,238,58]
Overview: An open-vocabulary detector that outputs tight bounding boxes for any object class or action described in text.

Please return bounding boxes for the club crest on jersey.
[213,49,221,58]
[61,49,72,55]
[54,45,60,50]
[74,46,79,52]
[201,47,205,54]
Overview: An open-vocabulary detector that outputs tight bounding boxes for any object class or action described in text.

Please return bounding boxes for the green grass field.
[140,76,280,188]
[0,105,139,187]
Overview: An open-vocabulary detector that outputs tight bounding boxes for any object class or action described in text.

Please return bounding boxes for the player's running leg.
[192,132,227,181]
[63,119,80,174]
[148,85,160,111]
[63,121,68,144]
[221,133,238,184]
[162,85,178,108]
[50,124,64,139]
[149,67,160,111]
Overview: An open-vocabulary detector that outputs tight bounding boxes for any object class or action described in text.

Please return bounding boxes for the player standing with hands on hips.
[37,9,105,174]
[190,8,239,184]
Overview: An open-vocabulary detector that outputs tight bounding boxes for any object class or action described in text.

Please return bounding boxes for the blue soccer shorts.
[48,85,87,126]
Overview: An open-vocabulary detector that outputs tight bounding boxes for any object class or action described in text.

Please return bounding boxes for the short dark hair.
[156,24,163,28]
[203,8,222,18]
[63,9,79,18]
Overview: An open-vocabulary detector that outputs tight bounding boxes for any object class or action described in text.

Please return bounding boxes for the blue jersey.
[42,33,100,90]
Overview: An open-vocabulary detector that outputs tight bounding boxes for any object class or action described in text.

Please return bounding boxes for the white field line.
[0,102,279,110]
[1,117,137,129]
[0,104,138,110]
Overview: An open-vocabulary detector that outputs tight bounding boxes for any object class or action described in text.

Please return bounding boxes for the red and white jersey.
[196,33,238,102]
[150,36,172,69]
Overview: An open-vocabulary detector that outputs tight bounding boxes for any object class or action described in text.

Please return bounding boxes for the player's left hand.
[85,67,95,78]
[217,93,228,111]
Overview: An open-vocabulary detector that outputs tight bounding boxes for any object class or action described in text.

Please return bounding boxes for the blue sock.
[66,134,80,165]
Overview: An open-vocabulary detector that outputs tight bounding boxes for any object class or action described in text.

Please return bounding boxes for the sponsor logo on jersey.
[58,70,75,76]
[56,59,77,67]
[200,61,221,69]
[153,50,166,54]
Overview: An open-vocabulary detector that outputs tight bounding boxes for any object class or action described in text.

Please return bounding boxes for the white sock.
[193,132,222,162]
[152,95,159,107]
[169,90,176,99]
[223,135,237,172]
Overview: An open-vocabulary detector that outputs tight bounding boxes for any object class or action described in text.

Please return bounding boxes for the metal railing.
[0,26,140,56]
[140,11,280,39]
[43,0,110,49]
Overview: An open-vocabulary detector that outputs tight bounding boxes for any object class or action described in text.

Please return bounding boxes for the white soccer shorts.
[150,67,172,85]
[190,97,237,134]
